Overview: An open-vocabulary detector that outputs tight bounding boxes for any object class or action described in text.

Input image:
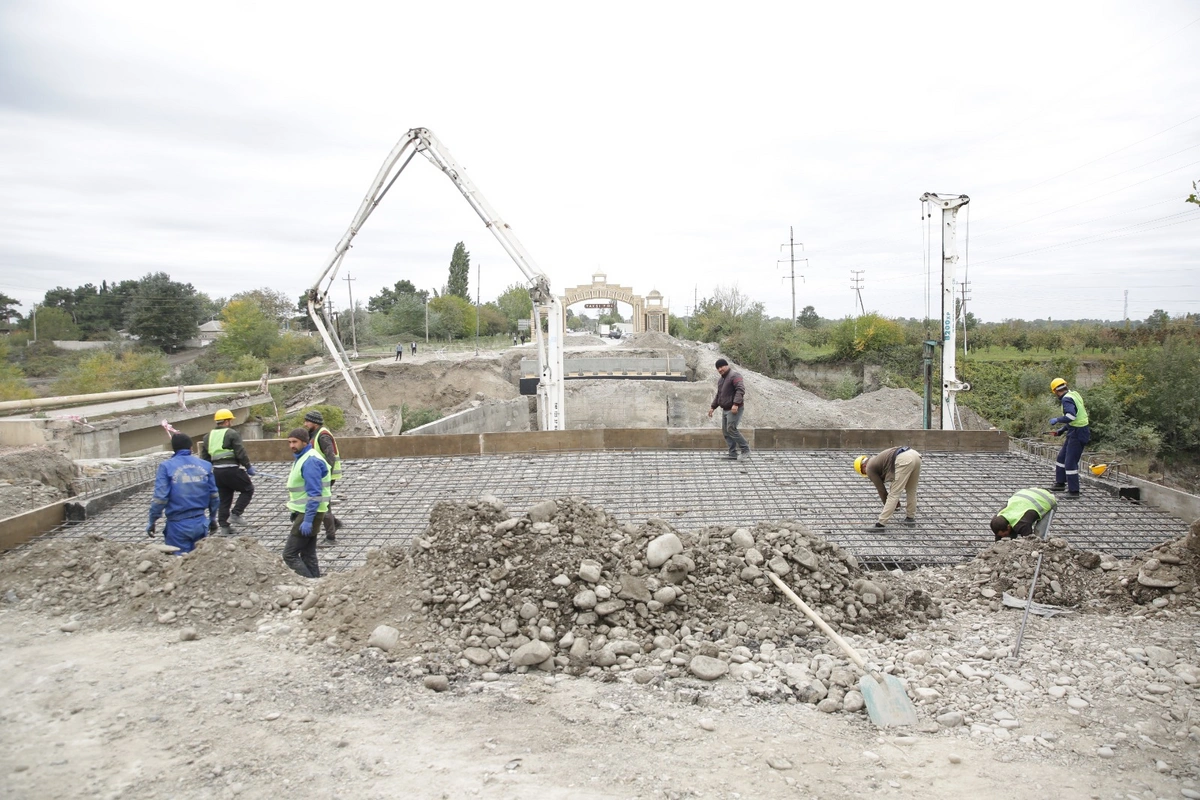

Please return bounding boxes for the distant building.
[184,320,224,349]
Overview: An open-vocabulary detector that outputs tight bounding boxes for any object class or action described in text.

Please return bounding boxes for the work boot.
[902,517,917,526]
[719,452,738,461]
[1063,492,1082,499]
[738,451,751,462]
[1049,483,1066,492]
[229,514,246,528]
[219,524,234,536]
[334,518,344,531]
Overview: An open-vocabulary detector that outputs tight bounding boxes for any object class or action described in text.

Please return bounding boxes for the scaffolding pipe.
[0,366,368,413]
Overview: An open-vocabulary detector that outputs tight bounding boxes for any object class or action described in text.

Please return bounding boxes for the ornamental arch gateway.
[559,273,668,334]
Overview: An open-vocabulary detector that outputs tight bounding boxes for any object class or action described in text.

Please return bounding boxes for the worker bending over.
[855,446,922,528]
[990,487,1057,541]
[146,433,219,554]
[1049,377,1090,498]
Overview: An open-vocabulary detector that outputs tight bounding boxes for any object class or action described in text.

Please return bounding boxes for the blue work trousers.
[722,408,749,455]
[1055,428,1091,493]
[164,515,209,554]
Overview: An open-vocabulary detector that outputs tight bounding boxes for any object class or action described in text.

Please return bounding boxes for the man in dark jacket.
[198,408,255,534]
[147,433,219,554]
[707,358,750,461]
[301,410,344,544]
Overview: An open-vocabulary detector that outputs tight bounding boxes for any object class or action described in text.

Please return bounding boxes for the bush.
[267,333,321,367]
[53,349,170,395]
[215,355,269,384]
[400,404,442,432]
[827,314,904,361]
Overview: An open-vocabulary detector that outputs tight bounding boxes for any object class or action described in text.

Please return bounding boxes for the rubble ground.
[1,499,1197,798]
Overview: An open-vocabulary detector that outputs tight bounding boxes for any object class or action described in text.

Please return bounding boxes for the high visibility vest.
[1064,390,1089,427]
[287,448,331,513]
[999,488,1057,529]
[316,426,343,481]
[207,428,234,462]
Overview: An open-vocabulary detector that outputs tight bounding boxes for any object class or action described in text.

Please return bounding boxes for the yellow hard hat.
[1090,464,1108,476]
[214,408,235,421]
[1049,378,1068,393]
[854,455,869,476]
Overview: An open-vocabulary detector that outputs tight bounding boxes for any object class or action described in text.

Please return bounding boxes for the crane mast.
[307,128,565,435]
[920,192,970,431]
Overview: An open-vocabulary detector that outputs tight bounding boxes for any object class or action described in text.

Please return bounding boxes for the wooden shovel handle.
[767,571,869,672]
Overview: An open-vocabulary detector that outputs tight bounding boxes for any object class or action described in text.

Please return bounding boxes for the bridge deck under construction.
[42,450,1186,571]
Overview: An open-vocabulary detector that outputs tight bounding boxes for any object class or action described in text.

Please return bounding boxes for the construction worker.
[198,408,256,533]
[1049,378,1090,498]
[301,409,343,545]
[146,433,219,554]
[707,358,750,461]
[855,447,922,528]
[990,487,1057,541]
[283,427,330,579]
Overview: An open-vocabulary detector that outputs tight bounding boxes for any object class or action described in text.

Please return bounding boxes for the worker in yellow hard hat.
[197,408,256,533]
[1048,378,1090,498]
[854,446,923,528]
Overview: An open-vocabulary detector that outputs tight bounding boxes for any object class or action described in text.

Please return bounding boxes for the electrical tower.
[850,270,866,316]
[777,227,806,326]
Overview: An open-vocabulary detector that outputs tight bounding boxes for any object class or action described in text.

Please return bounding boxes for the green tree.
[33,306,80,341]
[218,299,281,358]
[797,305,820,329]
[367,279,426,313]
[447,242,471,299]
[54,349,169,394]
[125,272,202,351]
[477,303,508,336]
[1144,309,1171,331]
[0,338,33,401]
[230,288,292,322]
[827,313,904,361]
[496,283,533,331]
[429,294,473,339]
[0,293,21,325]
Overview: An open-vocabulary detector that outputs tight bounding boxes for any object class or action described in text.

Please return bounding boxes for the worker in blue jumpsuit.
[146,433,219,553]
[1049,377,1090,498]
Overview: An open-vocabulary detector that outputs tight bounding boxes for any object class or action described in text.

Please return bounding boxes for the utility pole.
[958,280,971,354]
[777,227,806,326]
[851,271,866,316]
[31,304,38,342]
[342,273,358,358]
[1123,289,1129,329]
[425,298,430,344]
[475,261,481,355]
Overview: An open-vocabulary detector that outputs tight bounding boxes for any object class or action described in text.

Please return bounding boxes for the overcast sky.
[2,1,1198,326]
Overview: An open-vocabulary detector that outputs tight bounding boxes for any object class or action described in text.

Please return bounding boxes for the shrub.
[267,333,321,367]
[53,349,170,395]
[827,314,904,361]
[400,404,442,432]
[277,404,346,436]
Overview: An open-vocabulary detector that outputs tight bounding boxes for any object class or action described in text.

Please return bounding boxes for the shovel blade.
[858,673,918,728]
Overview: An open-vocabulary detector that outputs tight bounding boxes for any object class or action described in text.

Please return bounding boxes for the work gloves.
[247,466,257,476]
[299,520,313,536]
[145,522,156,537]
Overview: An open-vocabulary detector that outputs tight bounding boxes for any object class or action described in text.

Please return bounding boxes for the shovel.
[768,572,918,728]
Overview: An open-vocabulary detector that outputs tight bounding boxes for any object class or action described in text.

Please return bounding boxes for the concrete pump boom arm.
[306,127,565,435]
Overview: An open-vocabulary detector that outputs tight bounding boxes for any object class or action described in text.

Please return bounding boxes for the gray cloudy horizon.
[2,1,1198,326]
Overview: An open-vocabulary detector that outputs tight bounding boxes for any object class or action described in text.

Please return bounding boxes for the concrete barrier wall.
[1122,475,1200,524]
[406,399,531,436]
[0,501,65,554]
[243,427,1010,462]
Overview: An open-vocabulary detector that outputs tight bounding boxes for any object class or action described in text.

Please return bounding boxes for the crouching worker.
[283,427,330,579]
[990,487,1058,542]
[854,446,922,528]
[146,433,219,554]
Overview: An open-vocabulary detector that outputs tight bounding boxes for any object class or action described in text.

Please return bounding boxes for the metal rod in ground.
[1012,507,1055,659]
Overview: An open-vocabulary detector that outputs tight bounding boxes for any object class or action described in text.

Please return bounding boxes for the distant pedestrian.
[1049,378,1090,498]
[513,334,518,346]
[707,358,750,461]
[854,446,922,528]
[411,341,417,356]
[282,427,330,579]
[146,433,219,554]
[198,408,255,534]
[395,342,403,361]
[302,410,344,545]
[991,488,1057,541]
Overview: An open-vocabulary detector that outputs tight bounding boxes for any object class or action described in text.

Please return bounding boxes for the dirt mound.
[1102,530,1199,609]
[298,498,938,683]
[0,533,302,632]
[918,536,1110,611]
[0,446,78,520]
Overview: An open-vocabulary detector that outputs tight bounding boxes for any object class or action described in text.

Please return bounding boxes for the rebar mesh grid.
[72,454,171,500]
[39,450,1187,571]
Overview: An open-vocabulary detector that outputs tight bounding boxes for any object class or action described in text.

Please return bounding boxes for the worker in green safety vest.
[198,408,256,533]
[1049,377,1091,498]
[283,427,330,579]
[302,409,344,546]
[989,488,1058,542]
